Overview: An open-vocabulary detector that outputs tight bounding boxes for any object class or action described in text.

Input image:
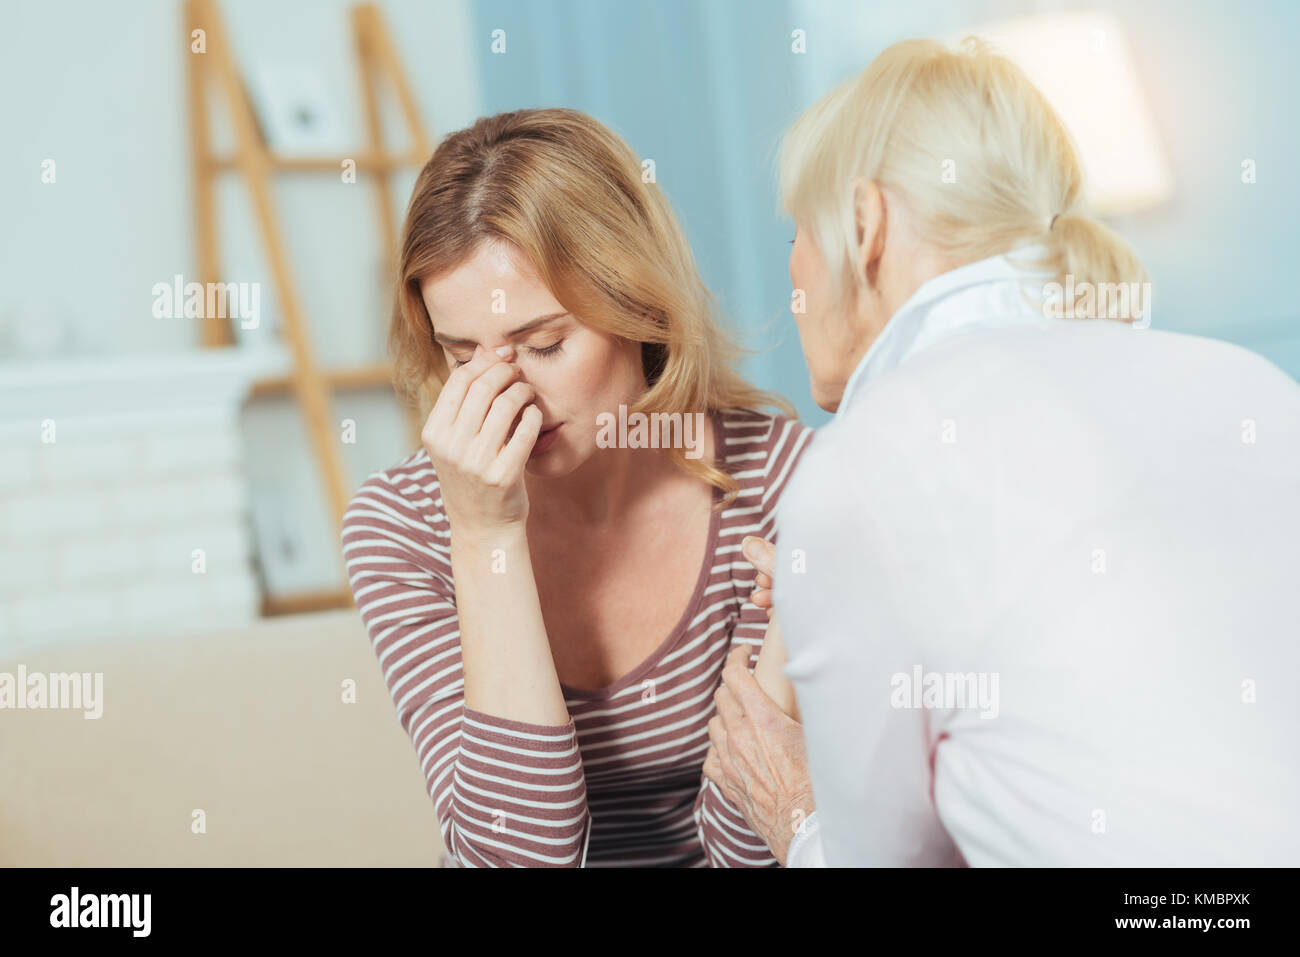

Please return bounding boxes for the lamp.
[951,11,1174,217]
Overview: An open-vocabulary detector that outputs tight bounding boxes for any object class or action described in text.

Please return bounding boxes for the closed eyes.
[452,340,564,368]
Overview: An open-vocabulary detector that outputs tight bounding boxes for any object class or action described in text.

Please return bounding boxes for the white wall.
[1,0,482,357]
[1,0,485,599]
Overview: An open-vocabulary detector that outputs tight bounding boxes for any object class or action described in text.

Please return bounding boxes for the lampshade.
[950,11,1174,217]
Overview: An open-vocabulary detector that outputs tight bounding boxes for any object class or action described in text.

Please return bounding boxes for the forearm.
[452,524,569,726]
[752,611,800,721]
[441,707,590,867]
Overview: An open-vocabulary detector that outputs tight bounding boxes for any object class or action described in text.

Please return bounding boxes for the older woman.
[706,38,1300,865]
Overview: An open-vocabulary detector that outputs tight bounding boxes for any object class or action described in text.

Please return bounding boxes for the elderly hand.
[742,535,776,620]
[703,643,815,865]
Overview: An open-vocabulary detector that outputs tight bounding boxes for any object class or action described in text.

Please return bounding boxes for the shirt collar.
[835,245,1055,416]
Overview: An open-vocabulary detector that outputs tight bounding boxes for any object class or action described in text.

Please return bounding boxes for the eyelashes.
[529,341,564,361]
[452,341,564,368]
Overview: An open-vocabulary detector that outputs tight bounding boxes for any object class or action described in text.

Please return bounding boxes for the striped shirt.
[340,407,815,866]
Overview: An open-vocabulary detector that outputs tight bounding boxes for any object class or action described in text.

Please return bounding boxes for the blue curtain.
[469,0,830,424]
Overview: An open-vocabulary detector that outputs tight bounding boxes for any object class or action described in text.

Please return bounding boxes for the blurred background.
[1,0,1296,865]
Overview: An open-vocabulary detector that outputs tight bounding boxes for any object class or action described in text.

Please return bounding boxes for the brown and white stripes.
[341,407,815,866]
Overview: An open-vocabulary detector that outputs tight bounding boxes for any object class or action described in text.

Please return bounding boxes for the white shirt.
[779,249,1300,866]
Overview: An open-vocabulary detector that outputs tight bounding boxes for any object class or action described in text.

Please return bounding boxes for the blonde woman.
[705,38,1300,865]
[340,108,814,867]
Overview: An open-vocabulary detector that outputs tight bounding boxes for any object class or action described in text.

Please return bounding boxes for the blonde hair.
[391,108,794,508]
[778,37,1148,316]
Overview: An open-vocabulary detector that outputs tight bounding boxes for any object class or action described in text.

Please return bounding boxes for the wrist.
[786,809,822,867]
[449,521,529,552]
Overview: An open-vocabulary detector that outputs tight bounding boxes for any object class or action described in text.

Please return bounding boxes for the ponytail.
[1038,211,1149,319]
[780,37,1151,324]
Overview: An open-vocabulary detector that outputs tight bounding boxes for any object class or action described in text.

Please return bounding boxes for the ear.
[851,178,887,287]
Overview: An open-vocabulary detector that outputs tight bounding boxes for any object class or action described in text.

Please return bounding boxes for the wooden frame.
[185,0,431,613]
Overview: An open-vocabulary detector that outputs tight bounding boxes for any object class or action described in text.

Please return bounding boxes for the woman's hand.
[421,344,544,534]
[703,644,816,865]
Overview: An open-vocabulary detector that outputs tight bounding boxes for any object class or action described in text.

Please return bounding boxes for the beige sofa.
[0,610,444,866]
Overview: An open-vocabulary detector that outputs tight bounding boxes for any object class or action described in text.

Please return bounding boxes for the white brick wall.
[0,352,263,653]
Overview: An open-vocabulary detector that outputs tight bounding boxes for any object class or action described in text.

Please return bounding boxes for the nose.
[491,344,529,387]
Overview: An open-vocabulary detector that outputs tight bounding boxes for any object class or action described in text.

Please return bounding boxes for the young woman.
[340,108,814,867]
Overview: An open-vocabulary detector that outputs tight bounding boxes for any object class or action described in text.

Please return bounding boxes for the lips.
[530,423,562,456]
[506,413,559,441]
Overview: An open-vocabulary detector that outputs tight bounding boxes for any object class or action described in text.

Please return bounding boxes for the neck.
[885,243,958,323]
[851,244,959,361]
[527,415,715,528]
[526,444,658,528]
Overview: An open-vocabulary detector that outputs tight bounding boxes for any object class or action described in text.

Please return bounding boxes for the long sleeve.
[786,811,828,867]
[775,414,962,866]
[692,419,813,867]
[692,591,782,867]
[342,471,591,867]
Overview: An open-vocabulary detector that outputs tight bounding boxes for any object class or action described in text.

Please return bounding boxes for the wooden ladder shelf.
[185,0,431,614]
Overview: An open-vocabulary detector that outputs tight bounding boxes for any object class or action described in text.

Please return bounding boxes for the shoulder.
[341,447,451,575]
[715,406,816,476]
[713,407,816,514]
[865,319,1298,425]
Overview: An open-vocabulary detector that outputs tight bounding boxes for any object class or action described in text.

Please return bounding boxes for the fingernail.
[494,345,513,358]
[473,344,482,357]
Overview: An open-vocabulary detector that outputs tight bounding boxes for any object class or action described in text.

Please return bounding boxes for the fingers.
[714,646,755,732]
[713,680,744,731]
[425,344,497,437]
[473,379,536,459]
[726,643,753,671]
[741,535,776,578]
[706,718,726,761]
[707,708,749,808]
[722,644,753,686]
[702,746,723,788]
[751,567,773,611]
[454,358,521,443]
[744,539,776,616]
[492,403,544,479]
[722,643,785,721]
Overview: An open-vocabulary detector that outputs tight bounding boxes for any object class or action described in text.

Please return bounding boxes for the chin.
[811,376,843,414]
[524,441,584,477]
